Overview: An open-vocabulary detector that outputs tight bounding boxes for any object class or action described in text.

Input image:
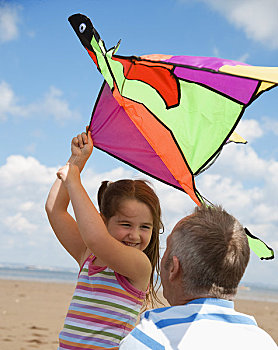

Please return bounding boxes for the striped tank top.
[58,254,147,349]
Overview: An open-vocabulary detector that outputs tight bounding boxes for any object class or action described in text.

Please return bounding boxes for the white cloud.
[83,167,134,194]
[262,116,278,136]
[3,213,37,234]
[196,139,278,250]
[0,81,23,120]
[195,155,278,286]
[0,156,55,261]
[0,81,80,122]
[236,52,249,63]
[0,2,21,43]
[19,201,35,211]
[181,0,278,49]
[0,152,277,284]
[40,86,80,124]
[0,155,55,187]
[0,155,134,267]
[210,142,267,180]
[199,173,268,223]
[272,240,278,251]
[212,47,249,63]
[235,119,264,143]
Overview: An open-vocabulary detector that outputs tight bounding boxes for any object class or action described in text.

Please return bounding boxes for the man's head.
[161,205,250,305]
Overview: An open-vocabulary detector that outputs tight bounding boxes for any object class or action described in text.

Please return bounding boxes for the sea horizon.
[1,262,278,303]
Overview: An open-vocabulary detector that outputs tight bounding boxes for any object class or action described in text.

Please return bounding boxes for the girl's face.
[106,198,153,251]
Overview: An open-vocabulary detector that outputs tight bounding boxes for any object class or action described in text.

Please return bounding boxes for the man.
[119,205,277,349]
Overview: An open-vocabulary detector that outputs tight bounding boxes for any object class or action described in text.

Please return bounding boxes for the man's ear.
[169,255,181,282]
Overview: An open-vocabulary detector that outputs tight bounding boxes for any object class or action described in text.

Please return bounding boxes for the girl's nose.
[128,227,140,240]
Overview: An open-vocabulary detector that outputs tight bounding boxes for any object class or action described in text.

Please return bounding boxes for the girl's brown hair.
[97,179,163,309]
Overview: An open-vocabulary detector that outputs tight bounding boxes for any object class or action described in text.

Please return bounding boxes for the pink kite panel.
[90,83,183,189]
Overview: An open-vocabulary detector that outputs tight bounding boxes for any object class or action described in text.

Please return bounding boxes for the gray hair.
[167,205,250,299]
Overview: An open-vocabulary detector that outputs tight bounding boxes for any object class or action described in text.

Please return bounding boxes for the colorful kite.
[68,13,276,259]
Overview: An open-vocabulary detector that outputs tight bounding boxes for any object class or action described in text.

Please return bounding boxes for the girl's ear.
[169,255,181,282]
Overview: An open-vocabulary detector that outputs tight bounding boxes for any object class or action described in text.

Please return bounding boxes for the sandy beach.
[0,279,277,349]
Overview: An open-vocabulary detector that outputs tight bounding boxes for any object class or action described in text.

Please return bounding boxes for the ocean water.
[237,284,278,303]
[1,263,278,303]
[0,263,78,283]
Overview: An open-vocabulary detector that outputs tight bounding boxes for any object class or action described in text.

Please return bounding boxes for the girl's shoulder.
[80,253,147,299]
[114,270,148,299]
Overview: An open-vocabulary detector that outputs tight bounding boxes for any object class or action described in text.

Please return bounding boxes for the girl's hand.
[71,127,93,163]
[56,162,81,188]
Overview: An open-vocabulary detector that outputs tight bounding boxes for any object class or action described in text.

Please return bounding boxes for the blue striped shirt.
[119,298,277,349]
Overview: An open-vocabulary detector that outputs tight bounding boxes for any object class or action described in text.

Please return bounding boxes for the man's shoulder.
[141,304,192,327]
[120,300,277,349]
[142,297,231,321]
[143,306,173,320]
[140,297,257,331]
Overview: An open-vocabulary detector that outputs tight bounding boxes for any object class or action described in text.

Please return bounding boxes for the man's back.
[120,298,277,349]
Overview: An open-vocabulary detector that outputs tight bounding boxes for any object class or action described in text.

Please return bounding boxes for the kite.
[68,13,276,260]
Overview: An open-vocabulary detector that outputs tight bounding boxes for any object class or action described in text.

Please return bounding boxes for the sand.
[0,279,277,349]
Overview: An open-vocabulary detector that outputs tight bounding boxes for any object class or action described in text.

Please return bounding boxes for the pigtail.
[97,181,109,212]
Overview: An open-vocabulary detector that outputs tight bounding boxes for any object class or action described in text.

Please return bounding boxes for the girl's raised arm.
[57,163,152,291]
[45,131,93,266]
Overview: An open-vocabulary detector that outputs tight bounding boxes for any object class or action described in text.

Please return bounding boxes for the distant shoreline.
[1,265,278,303]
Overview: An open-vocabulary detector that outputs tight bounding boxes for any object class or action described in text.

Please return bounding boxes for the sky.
[0,0,278,287]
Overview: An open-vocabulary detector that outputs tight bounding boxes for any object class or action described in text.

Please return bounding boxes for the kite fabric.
[68,13,275,260]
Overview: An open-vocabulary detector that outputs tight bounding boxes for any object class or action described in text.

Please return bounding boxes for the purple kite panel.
[164,55,249,70]
[173,66,258,104]
[90,83,183,189]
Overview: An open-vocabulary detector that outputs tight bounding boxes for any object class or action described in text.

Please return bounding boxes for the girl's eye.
[141,225,151,230]
[79,23,86,33]
[121,223,130,227]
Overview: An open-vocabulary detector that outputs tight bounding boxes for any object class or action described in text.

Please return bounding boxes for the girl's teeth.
[124,242,137,247]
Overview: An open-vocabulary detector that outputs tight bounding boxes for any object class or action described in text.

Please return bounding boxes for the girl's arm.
[45,131,93,266]
[57,163,152,291]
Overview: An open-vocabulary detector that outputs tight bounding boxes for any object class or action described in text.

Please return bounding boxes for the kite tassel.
[244,227,274,260]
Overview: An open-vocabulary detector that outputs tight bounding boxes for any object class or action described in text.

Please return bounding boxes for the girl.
[45,129,163,349]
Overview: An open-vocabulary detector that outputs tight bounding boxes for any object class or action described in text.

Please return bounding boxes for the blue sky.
[0,0,278,287]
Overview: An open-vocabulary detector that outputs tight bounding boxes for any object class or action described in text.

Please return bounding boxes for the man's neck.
[169,294,215,306]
